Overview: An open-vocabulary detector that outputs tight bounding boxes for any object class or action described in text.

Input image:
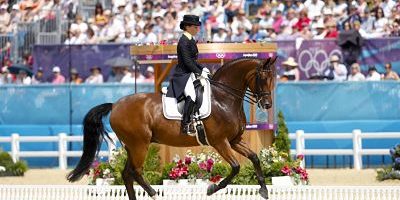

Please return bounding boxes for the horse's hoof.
[259,187,269,199]
[207,184,219,196]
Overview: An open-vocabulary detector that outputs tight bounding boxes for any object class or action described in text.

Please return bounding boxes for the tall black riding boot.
[181,96,196,135]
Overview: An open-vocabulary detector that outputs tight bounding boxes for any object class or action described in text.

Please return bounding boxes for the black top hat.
[180,15,201,30]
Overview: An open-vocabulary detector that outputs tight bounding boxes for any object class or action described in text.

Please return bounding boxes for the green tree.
[274,111,291,161]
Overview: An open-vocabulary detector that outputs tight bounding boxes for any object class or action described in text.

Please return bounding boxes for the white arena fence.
[1,185,400,200]
[0,130,400,170]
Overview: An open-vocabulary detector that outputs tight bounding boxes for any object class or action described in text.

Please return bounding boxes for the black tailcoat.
[166,34,203,101]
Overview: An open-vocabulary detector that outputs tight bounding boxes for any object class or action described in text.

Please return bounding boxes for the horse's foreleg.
[207,140,240,196]
[232,141,268,200]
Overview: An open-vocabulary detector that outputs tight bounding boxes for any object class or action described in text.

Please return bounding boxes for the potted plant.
[86,145,163,185]
[86,160,115,185]
[377,144,400,181]
[162,150,228,185]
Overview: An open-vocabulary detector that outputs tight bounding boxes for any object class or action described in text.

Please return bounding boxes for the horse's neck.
[213,60,257,96]
[212,60,258,107]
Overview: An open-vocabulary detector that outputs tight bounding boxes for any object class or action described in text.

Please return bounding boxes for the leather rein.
[207,68,273,106]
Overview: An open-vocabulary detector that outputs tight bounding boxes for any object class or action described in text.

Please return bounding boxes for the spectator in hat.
[144,66,154,83]
[281,57,300,81]
[0,4,10,33]
[383,62,400,80]
[51,66,65,84]
[361,9,376,34]
[0,66,12,84]
[231,9,252,34]
[347,63,365,81]
[107,66,124,83]
[313,21,327,39]
[32,67,45,84]
[213,24,228,42]
[8,4,22,33]
[15,70,31,85]
[120,66,145,83]
[141,24,158,43]
[324,55,347,81]
[70,68,83,84]
[231,25,249,42]
[85,66,103,84]
[366,65,381,81]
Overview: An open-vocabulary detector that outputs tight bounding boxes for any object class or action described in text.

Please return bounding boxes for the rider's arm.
[179,40,203,74]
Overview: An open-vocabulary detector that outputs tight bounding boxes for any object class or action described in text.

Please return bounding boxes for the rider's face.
[186,25,200,36]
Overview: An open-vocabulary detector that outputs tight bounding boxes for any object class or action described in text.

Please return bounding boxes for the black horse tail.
[67,103,113,182]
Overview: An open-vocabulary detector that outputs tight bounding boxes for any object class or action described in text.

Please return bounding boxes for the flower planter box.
[163,179,211,185]
[271,176,294,186]
[95,178,114,186]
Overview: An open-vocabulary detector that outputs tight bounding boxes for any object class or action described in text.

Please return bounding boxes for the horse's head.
[248,57,277,110]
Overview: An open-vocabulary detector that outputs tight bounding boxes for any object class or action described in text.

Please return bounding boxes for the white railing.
[1,130,399,170]
[289,129,400,170]
[0,133,117,170]
[1,185,400,200]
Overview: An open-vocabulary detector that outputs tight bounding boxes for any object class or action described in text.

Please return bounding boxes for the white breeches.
[184,73,196,102]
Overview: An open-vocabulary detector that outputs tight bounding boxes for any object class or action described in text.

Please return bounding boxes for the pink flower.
[281,166,292,175]
[296,154,304,160]
[199,162,207,171]
[92,160,99,168]
[210,175,222,183]
[169,169,179,180]
[206,159,214,172]
[300,171,308,180]
[177,159,183,166]
[184,156,192,165]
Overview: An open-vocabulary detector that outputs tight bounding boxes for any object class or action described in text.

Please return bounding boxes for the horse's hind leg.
[207,140,240,196]
[122,155,136,200]
[232,141,268,200]
[126,144,157,199]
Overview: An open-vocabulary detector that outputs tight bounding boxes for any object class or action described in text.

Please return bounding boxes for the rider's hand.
[201,68,210,78]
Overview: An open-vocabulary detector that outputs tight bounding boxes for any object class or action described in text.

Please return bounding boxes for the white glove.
[201,68,210,78]
[200,77,207,86]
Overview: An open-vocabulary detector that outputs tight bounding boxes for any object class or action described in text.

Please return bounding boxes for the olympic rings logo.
[145,55,153,60]
[216,53,225,59]
[298,48,343,78]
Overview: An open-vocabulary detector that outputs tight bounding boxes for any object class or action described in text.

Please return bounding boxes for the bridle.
[207,63,273,108]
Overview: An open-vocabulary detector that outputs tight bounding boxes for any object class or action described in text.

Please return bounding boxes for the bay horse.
[67,57,277,200]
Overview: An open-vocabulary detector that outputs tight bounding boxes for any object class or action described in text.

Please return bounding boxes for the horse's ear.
[263,57,271,69]
[270,56,278,72]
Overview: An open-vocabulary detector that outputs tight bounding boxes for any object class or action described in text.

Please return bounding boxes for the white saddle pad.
[162,79,212,120]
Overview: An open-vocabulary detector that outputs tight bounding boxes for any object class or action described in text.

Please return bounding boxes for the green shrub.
[0,151,14,168]
[211,163,230,178]
[0,150,28,176]
[274,111,291,161]
[161,162,175,180]
[231,164,257,185]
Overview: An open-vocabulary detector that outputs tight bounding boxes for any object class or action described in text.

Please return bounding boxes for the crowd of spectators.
[0,65,155,85]
[1,0,400,84]
[279,55,400,81]
[1,0,399,43]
